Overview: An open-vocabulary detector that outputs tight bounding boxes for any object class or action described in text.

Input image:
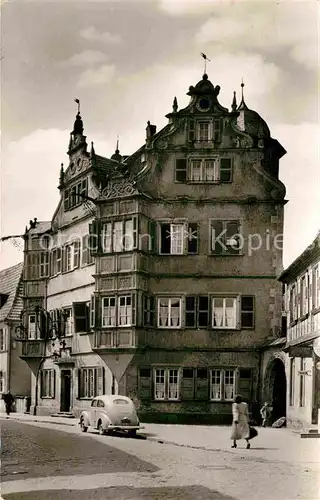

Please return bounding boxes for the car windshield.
[113,398,130,405]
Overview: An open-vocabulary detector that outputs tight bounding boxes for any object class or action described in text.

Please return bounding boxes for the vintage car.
[79,395,142,436]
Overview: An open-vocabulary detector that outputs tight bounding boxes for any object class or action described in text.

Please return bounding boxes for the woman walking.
[231,394,251,449]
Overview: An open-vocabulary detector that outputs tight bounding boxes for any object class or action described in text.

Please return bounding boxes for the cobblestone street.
[1,416,319,499]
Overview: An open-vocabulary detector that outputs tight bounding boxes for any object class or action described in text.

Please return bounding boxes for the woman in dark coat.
[3,390,15,417]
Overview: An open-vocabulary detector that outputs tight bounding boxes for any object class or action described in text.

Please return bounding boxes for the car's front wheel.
[80,417,88,433]
[128,429,137,437]
[98,422,106,435]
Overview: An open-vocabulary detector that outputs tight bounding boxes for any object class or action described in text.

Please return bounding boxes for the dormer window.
[188,119,222,143]
[197,121,211,141]
[64,177,88,211]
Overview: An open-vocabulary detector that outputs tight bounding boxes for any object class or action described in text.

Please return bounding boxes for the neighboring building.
[279,232,320,430]
[0,262,31,412]
[18,72,287,423]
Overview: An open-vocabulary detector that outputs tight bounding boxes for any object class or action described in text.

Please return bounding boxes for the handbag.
[249,426,258,439]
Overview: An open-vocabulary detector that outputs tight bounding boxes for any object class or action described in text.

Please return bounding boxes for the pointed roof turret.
[236,80,270,138]
[111,136,122,162]
[231,91,237,112]
[172,96,178,113]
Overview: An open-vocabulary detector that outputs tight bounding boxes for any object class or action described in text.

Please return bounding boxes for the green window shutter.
[211,220,224,254]
[90,295,95,328]
[188,119,195,142]
[185,296,196,327]
[213,119,222,142]
[181,368,195,400]
[148,220,157,253]
[187,223,198,254]
[97,367,105,396]
[175,159,187,182]
[225,220,241,255]
[238,369,253,403]
[220,158,232,182]
[241,296,254,328]
[139,367,152,400]
[51,370,56,398]
[132,293,136,326]
[195,368,209,400]
[133,216,138,249]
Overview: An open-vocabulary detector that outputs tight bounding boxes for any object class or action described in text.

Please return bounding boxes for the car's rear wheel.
[128,429,137,437]
[98,421,106,435]
[80,417,88,433]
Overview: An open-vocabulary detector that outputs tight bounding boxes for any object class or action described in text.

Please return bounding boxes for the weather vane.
[200,53,211,74]
[74,98,80,114]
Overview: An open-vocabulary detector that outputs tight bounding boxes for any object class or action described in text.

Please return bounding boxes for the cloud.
[77,64,116,88]
[59,50,109,67]
[79,26,122,45]
[193,3,318,69]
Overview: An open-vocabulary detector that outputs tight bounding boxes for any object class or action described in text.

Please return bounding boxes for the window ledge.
[78,331,94,335]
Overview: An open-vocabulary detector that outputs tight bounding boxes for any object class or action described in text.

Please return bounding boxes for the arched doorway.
[265,357,287,423]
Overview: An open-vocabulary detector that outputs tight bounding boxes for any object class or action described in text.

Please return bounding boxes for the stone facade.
[19,73,288,423]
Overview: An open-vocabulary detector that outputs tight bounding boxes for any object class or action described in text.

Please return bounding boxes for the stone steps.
[50,412,76,419]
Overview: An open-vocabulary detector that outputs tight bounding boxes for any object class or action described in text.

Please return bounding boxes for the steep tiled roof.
[0,262,23,322]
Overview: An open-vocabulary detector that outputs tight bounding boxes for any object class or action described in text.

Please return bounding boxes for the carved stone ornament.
[241,137,254,148]
[157,139,168,150]
[102,179,139,199]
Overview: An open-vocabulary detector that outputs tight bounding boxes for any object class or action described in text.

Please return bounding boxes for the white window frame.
[102,218,137,253]
[118,295,132,326]
[39,251,49,278]
[154,367,180,401]
[157,297,182,328]
[63,308,73,336]
[102,297,116,327]
[159,222,186,255]
[212,297,238,329]
[28,314,36,339]
[210,368,236,401]
[190,158,219,182]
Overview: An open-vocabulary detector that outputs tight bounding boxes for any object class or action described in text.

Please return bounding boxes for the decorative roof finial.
[241,79,245,100]
[116,135,119,154]
[231,91,237,112]
[73,98,83,135]
[200,52,211,75]
[59,163,64,187]
[74,98,80,114]
[173,96,178,113]
[91,141,95,156]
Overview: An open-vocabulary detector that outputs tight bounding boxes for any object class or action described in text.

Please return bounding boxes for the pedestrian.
[2,390,15,418]
[231,394,251,449]
[260,401,272,427]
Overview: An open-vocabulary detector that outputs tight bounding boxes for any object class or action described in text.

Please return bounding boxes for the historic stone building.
[279,232,320,430]
[18,72,287,422]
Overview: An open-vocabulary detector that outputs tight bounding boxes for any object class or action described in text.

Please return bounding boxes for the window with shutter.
[213,119,221,142]
[220,158,232,182]
[181,368,195,400]
[90,295,95,328]
[143,295,155,326]
[148,220,157,253]
[238,369,252,402]
[198,296,209,327]
[187,223,198,254]
[211,220,241,255]
[241,296,254,328]
[97,366,105,395]
[195,368,209,400]
[139,367,152,399]
[175,159,187,182]
[73,302,89,333]
[185,296,196,327]
[188,119,195,142]
[73,240,81,268]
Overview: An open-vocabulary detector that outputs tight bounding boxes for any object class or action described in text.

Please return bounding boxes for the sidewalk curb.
[0,415,77,427]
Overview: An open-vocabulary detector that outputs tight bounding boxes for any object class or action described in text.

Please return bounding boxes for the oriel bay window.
[210,369,236,401]
[154,368,180,400]
[158,297,182,328]
[102,295,136,327]
[159,222,198,255]
[175,158,232,183]
[102,217,138,253]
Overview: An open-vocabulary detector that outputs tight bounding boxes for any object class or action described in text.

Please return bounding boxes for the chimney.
[146,121,157,140]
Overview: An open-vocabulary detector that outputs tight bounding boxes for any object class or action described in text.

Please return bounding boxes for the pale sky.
[1,0,319,271]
